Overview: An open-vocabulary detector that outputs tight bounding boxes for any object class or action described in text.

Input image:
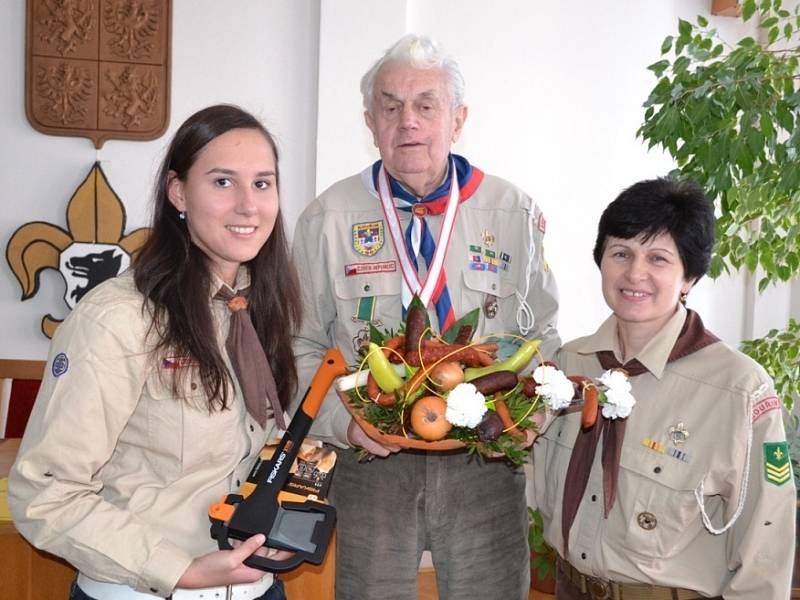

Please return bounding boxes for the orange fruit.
[410,395,452,441]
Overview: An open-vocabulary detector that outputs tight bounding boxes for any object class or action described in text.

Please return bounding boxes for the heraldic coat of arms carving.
[26,0,171,147]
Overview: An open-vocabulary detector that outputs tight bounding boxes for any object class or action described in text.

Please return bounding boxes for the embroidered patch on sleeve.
[538,213,547,234]
[51,352,69,377]
[764,442,791,486]
[352,221,384,256]
[752,396,781,423]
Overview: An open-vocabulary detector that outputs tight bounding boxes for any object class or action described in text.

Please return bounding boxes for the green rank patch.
[763,442,791,486]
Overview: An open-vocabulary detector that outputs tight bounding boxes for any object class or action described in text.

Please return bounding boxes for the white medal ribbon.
[376,161,460,309]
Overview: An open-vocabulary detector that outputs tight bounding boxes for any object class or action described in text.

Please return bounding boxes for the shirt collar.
[575,304,688,379]
[210,266,251,298]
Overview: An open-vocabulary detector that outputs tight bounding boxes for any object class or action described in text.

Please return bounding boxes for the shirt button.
[653,466,662,474]
[491,283,497,290]
[581,552,587,560]
[637,512,657,530]
[250,424,255,432]
[364,284,371,292]
[190,382,197,390]
[236,479,241,487]
[591,494,597,502]
[149,589,158,594]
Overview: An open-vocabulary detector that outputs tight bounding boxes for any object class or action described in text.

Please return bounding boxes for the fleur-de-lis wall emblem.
[6,161,149,338]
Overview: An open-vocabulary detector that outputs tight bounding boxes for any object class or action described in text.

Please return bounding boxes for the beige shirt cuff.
[135,539,193,596]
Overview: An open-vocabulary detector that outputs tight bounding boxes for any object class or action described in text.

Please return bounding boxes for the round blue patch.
[52,353,69,377]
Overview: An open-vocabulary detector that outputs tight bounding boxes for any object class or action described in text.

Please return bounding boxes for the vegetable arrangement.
[336,298,554,464]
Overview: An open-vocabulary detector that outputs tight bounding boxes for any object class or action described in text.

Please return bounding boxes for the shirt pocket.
[459,269,516,331]
[617,444,707,559]
[334,272,402,327]
[142,368,238,479]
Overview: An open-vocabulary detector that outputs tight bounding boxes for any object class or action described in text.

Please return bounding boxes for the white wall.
[0,0,320,359]
[314,0,796,347]
[2,0,797,360]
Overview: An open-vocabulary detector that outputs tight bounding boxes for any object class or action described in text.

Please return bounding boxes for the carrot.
[470,371,519,396]
[382,335,406,363]
[403,368,431,400]
[581,383,599,429]
[494,395,524,440]
[367,372,397,407]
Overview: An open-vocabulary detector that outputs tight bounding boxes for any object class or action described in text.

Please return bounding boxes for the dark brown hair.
[133,104,301,410]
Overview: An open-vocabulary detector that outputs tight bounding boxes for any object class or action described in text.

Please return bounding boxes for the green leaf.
[370,323,387,345]
[441,307,480,344]
[678,18,692,37]
[742,0,757,21]
[661,35,674,55]
[697,15,709,27]
[761,16,779,28]
[768,25,780,43]
[647,59,671,76]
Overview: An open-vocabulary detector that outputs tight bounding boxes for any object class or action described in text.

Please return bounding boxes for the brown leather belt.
[557,558,708,600]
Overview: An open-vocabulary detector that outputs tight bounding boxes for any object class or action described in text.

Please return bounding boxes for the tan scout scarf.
[561,309,719,555]
[216,286,286,431]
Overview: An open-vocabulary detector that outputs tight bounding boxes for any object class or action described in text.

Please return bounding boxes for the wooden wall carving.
[25,0,171,148]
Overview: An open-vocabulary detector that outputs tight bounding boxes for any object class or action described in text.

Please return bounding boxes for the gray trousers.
[330,448,530,600]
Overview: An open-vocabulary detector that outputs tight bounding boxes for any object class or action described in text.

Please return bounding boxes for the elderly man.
[292,34,559,600]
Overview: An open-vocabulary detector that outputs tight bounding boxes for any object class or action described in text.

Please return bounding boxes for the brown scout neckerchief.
[216,286,286,431]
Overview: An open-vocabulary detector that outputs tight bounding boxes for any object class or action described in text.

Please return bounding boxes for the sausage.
[470,370,519,396]
[581,383,599,429]
[367,372,397,407]
[404,304,427,356]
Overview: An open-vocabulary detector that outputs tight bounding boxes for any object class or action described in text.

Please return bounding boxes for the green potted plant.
[639,1,800,592]
[528,507,557,594]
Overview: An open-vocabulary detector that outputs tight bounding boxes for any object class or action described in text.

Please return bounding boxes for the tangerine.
[410,395,452,441]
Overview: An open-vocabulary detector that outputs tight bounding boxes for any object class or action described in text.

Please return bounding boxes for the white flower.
[599,370,636,419]
[532,365,574,410]
[599,369,632,394]
[445,383,487,428]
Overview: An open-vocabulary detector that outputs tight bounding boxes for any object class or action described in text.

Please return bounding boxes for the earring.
[680,291,688,305]
[179,211,186,221]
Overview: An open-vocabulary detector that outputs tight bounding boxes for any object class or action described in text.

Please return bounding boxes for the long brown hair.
[134,104,301,410]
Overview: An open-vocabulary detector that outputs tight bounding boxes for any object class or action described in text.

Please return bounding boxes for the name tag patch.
[344,261,396,277]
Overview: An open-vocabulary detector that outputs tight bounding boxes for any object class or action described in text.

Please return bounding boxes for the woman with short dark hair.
[10,105,299,600]
[533,178,794,599]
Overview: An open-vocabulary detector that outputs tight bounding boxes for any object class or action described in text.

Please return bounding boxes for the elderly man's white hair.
[360,34,466,113]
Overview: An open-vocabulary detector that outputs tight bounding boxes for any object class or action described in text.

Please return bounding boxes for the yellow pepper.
[366,342,404,393]
[463,338,541,381]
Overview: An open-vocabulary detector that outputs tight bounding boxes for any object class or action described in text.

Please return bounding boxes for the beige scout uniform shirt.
[292,169,560,446]
[533,305,795,599]
[9,272,277,596]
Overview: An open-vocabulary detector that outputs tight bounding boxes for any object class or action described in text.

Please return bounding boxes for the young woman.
[532,178,795,599]
[10,105,300,600]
